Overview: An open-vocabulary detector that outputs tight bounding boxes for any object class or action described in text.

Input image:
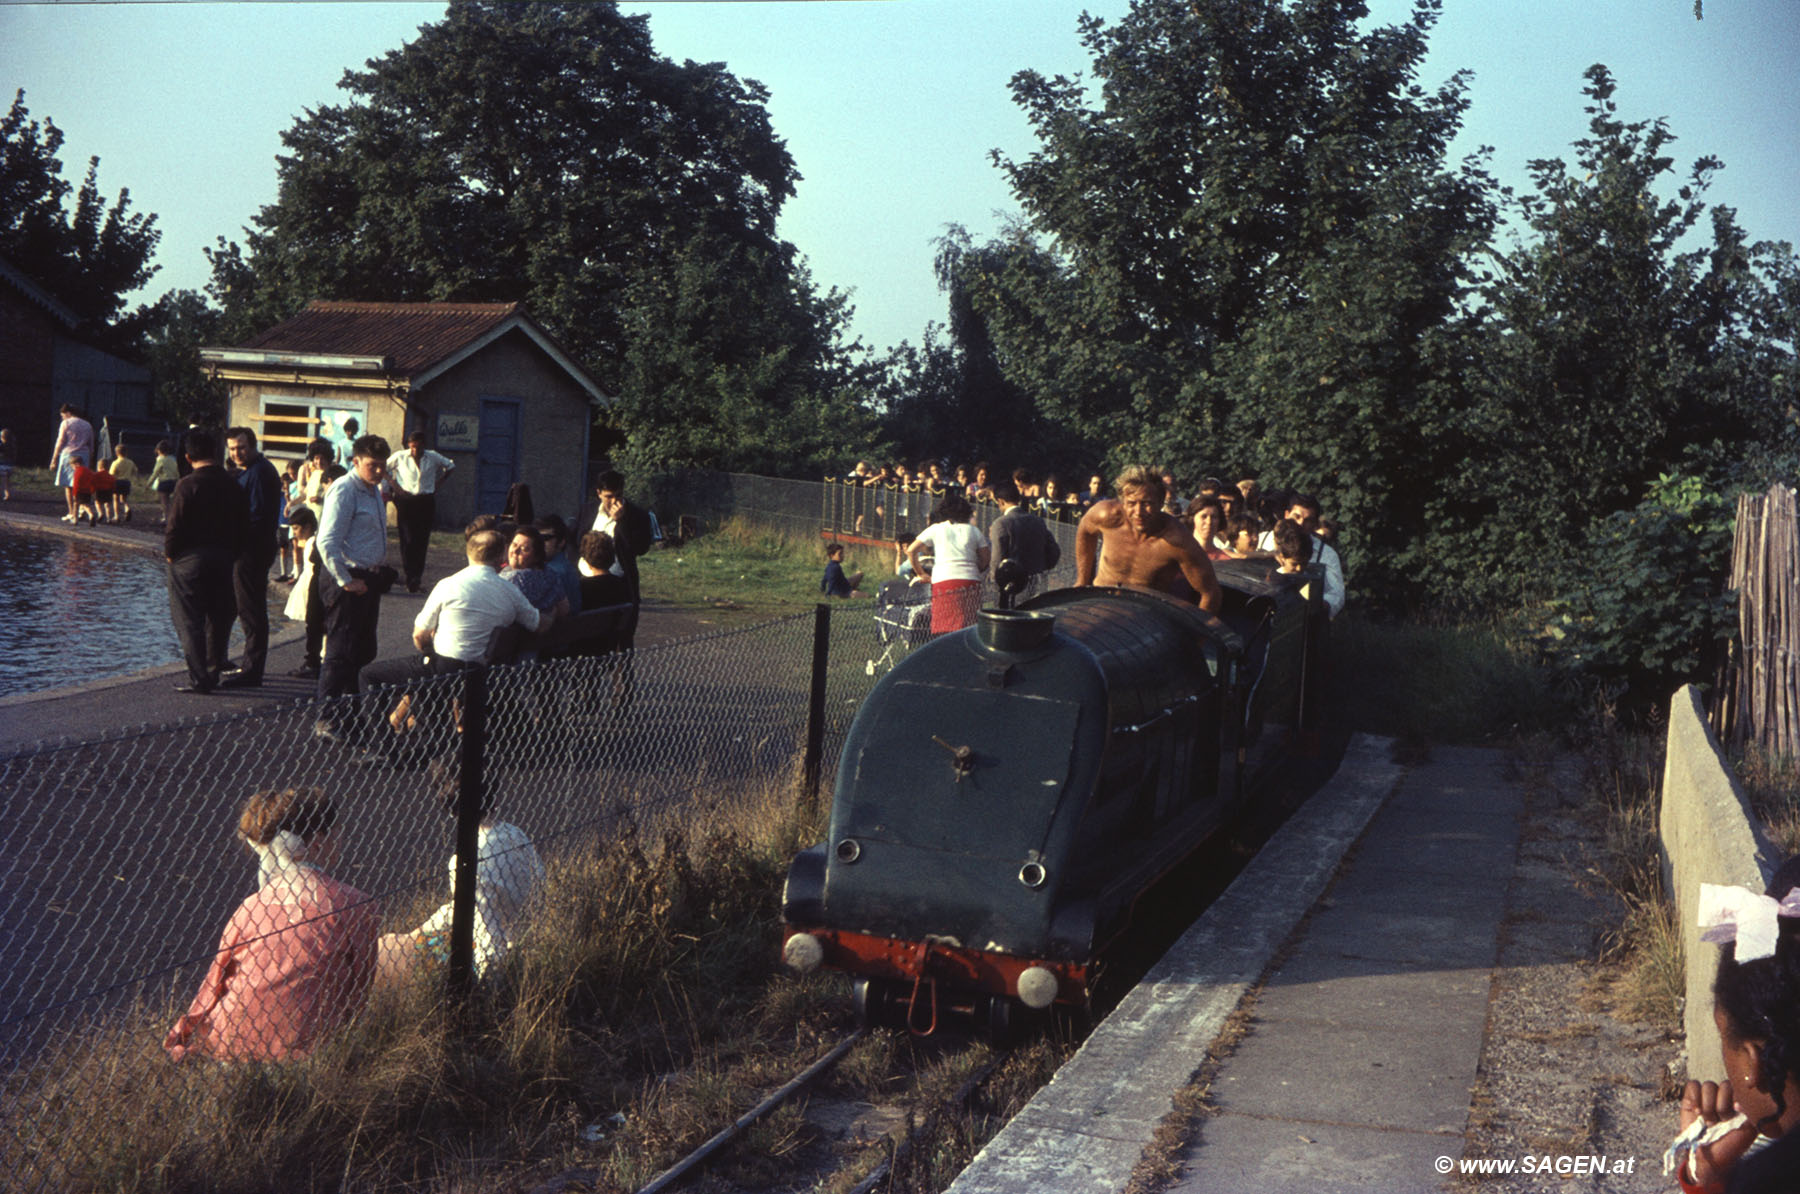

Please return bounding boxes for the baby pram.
[866,577,933,675]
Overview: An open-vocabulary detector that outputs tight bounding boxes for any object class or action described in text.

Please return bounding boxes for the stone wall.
[1659,683,1777,1081]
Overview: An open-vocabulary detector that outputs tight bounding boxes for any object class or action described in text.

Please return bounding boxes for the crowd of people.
[821,459,1347,625]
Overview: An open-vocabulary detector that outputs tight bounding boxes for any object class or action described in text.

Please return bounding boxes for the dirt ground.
[1458,749,1683,1192]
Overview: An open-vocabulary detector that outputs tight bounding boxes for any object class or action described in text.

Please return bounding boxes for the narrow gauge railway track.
[521,1026,1031,1194]
[624,1029,1018,1194]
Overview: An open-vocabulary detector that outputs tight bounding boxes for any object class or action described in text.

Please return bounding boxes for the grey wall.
[1660,684,1778,1081]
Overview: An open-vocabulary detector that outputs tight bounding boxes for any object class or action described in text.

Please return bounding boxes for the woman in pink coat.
[165,787,378,1062]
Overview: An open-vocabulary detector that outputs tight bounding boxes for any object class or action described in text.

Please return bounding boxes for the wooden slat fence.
[1714,483,1800,759]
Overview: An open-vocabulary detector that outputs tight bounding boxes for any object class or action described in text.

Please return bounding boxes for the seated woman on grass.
[376,791,544,987]
[165,788,378,1062]
[1671,855,1800,1192]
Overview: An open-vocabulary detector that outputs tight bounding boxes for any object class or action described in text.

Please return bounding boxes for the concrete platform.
[948,741,1527,1194]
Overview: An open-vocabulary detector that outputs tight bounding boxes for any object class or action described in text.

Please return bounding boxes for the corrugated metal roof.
[237,301,526,378]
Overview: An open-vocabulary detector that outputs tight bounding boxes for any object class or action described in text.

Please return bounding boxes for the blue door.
[476,399,521,515]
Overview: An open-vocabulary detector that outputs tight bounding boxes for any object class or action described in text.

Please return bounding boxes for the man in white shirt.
[387,429,457,593]
[354,531,541,763]
[1256,493,1345,617]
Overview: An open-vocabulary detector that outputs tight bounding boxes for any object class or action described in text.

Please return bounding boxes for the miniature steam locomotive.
[781,564,1325,1035]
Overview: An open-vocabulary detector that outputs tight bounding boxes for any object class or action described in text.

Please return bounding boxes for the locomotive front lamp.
[1017,966,1059,1009]
[783,933,825,973]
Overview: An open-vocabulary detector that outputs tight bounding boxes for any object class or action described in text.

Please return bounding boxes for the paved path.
[1170,744,1519,1193]
[948,741,1534,1194]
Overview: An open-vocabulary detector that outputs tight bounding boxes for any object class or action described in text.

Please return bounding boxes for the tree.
[606,231,882,476]
[1438,65,1798,608]
[0,89,160,348]
[952,0,1495,604]
[211,0,800,384]
[143,290,229,429]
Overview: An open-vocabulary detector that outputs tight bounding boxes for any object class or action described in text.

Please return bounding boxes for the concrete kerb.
[944,733,1404,1194]
[1658,683,1778,1083]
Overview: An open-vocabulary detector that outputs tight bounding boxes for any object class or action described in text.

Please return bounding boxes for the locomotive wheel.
[853,977,906,1030]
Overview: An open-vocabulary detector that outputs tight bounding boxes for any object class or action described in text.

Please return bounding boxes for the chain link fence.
[651,468,1081,593]
[0,469,1093,1188]
[1,605,913,1190]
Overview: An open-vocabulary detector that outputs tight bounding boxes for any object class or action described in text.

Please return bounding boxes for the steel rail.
[633,1027,867,1194]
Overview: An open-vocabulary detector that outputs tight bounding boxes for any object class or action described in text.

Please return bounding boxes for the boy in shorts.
[107,443,138,523]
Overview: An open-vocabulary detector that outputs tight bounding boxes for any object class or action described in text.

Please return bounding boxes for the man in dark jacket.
[164,429,249,694]
[223,427,284,687]
[588,469,654,646]
[990,480,1062,602]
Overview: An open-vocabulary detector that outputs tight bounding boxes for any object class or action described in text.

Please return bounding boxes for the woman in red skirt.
[905,491,991,635]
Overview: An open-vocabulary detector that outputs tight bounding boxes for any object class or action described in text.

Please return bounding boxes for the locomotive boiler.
[781,571,1324,1035]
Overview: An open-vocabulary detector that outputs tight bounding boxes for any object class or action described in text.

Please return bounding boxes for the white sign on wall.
[437,413,478,452]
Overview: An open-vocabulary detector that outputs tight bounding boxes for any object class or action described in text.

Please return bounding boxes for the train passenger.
[1257,493,1345,617]
[990,480,1061,602]
[1224,511,1263,559]
[1189,499,1232,561]
[1074,465,1221,612]
[1670,856,1800,1193]
[165,787,377,1062]
[906,491,991,635]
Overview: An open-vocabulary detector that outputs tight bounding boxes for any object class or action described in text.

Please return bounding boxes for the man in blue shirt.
[223,427,285,687]
[315,434,393,707]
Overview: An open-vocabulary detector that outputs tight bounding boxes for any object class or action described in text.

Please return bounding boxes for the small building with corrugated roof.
[201,300,609,531]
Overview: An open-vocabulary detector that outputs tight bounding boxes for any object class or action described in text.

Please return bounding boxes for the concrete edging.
[944,733,1403,1194]
[1659,683,1778,1083]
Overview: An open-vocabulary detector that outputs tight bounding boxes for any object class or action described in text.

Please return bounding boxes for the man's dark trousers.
[232,538,278,680]
[316,569,383,700]
[392,492,435,589]
[168,547,235,691]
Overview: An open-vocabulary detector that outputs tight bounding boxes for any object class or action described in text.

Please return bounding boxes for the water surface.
[0,530,185,698]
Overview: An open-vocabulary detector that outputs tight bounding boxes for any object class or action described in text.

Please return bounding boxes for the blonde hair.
[238,787,336,845]
[1113,464,1165,505]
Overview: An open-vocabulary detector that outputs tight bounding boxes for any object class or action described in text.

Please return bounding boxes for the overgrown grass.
[1325,613,1562,744]
[5,768,845,1193]
[1734,744,1800,857]
[1576,697,1685,1029]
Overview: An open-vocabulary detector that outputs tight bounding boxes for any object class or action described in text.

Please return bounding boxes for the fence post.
[447,664,488,1002]
[803,603,831,809]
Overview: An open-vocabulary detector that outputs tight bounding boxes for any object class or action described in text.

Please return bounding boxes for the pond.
[0,529,193,698]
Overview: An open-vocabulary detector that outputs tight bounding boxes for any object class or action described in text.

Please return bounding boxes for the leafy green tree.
[0,89,160,349]
[951,0,1496,604]
[143,289,229,429]
[1439,65,1797,608]
[607,232,881,477]
[210,0,838,442]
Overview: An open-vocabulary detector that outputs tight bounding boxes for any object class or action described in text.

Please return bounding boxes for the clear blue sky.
[3,0,1796,357]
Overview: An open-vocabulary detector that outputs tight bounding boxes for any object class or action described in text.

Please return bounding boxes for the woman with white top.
[906,491,991,636]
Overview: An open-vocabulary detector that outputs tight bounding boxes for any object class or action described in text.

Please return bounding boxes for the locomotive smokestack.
[975,609,1056,654]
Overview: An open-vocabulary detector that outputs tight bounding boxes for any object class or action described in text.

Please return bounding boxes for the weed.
[1734,744,1800,856]
[1326,614,1563,744]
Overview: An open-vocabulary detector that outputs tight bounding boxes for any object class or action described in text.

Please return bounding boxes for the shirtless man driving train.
[1074,465,1222,612]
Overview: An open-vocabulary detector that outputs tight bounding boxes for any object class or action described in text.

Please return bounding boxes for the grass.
[5,767,846,1193]
[637,516,890,619]
[1325,612,1563,744]
[1734,743,1800,856]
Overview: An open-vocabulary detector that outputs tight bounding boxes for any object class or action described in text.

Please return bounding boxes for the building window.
[257,397,367,464]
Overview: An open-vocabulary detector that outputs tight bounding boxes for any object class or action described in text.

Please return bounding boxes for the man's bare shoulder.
[1082,499,1126,529]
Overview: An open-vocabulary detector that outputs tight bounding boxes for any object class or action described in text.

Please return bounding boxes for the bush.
[1539,473,1735,714]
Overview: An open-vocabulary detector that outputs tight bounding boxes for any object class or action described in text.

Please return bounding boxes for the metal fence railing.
[0,605,903,1191]
[651,469,1082,594]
